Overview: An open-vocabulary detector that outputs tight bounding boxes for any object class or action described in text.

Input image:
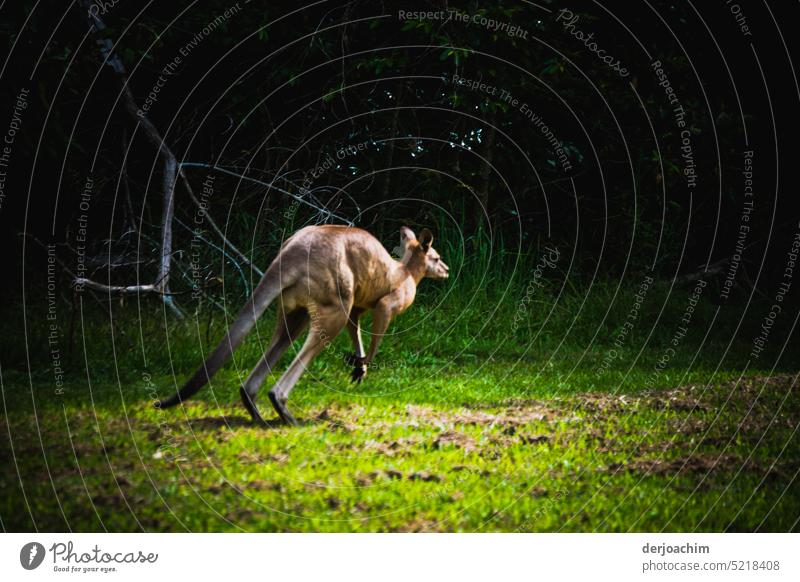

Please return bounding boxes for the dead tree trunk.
[70,0,182,315]
[75,1,259,315]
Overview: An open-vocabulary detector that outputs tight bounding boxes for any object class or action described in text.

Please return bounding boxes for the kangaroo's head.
[399,226,450,280]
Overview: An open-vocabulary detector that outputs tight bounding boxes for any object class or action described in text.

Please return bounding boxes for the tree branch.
[78,0,184,316]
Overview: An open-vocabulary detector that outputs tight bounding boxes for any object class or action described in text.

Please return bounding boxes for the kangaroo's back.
[276,226,400,311]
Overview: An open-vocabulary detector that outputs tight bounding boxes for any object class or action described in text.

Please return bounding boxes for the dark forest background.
[2,1,799,303]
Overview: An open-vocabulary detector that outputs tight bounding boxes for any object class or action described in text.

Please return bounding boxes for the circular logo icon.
[20,542,46,570]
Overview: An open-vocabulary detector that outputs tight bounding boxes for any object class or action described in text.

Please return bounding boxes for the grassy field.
[1,275,799,532]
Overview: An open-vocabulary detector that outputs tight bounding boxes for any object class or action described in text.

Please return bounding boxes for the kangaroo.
[156,225,449,425]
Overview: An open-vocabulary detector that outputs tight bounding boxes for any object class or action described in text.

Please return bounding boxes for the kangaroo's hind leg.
[240,307,309,424]
[268,304,349,425]
[344,307,367,382]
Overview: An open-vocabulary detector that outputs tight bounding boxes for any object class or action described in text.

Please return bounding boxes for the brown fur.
[156,225,449,425]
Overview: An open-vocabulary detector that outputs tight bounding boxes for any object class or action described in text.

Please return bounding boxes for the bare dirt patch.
[405,403,554,429]
[362,437,420,457]
[606,454,795,479]
[433,430,477,452]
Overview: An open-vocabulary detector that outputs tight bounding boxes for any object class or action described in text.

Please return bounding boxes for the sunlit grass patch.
[2,367,797,532]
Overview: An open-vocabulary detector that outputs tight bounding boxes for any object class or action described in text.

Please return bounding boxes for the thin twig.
[180,162,354,225]
[178,165,264,278]
[173,216,251,295]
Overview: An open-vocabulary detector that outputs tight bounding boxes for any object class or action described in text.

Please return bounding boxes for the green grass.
[1,275,798,532]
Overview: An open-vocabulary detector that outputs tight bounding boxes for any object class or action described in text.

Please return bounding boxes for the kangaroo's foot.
[350,364,367,383]
[344,353,367,383]
[240,387,269,426]
[268,390,299,426]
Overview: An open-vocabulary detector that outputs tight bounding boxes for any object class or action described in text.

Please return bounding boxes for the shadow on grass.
[168,412,331,432]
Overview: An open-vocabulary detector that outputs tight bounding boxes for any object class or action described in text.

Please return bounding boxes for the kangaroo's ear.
[419,228,433,252]
[400,226,417,246]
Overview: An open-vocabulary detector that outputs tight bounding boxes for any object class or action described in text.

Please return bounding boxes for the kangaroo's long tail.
[155,266,283,409]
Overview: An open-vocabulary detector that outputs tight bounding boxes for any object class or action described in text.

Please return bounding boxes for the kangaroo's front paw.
[350,364,367,383]
[344,353,365,367]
